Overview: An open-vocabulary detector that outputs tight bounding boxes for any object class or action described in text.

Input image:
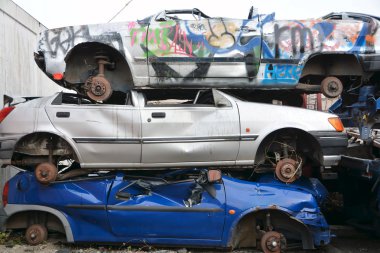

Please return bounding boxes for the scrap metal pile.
[1,6,380,253]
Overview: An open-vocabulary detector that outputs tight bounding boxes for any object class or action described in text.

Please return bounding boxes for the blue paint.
[313,22,334,39]
[329,85,380,139]
[261,64,302,85]
[349,23,369,53]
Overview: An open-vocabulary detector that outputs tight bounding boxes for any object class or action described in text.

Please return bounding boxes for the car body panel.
[4,171,330,248]
[107,176,226,239]
[35,10,380,90]
[45,103,142,165]
[140,94,240,164]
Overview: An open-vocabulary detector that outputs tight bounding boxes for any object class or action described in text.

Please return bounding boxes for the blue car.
[2,169,330,252]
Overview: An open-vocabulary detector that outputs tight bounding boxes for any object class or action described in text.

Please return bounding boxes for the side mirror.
[207,170,222,183]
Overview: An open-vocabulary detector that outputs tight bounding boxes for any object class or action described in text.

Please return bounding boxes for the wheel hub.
[35,162,58,184]
[327,81,339,92]
[265,235,280,252]
[275,158,299,183]
[321,76,343,98]
[85,75,112,102]
[261,231,286,253]
[280,163,296,179]
[25,224,48,245]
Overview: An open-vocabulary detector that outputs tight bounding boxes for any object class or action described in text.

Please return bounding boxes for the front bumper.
[296,211,331,246]
[309,131,348,167]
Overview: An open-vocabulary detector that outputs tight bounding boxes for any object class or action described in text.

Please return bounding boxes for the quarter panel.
[235,101,338,162]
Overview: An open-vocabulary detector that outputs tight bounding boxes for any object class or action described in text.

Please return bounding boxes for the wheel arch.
[11,131,82,165]
[4,204,74,242]
[228,208,314,249]
[254,127,323,166]
[300,53,363,84]
[64,42,134,90]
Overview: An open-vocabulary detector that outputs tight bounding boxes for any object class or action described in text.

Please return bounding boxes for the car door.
[45,93,141,168]
[140,90,240,166]
[147,10,262,80]
[107,173,226,240]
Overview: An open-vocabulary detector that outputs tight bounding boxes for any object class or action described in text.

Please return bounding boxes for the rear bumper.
[309,131,348,167]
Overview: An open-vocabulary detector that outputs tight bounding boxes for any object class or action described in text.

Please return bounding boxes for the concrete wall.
[0,0,62,108]
[0,0,62,213]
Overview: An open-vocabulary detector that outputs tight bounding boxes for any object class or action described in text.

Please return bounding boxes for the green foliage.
[0,231,10,244]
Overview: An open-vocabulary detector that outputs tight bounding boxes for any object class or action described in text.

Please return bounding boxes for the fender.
[4,204,74,242]
[225,207,314,249]
[12,131,83,164]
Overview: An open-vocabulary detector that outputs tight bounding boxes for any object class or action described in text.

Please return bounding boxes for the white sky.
[11,0,380,29]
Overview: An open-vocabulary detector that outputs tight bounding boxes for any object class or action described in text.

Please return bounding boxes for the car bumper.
[309,131,348,167]
[295,211,331,247]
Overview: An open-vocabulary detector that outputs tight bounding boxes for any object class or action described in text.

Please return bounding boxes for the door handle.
[236,26,257,32]
[56,112,70,118]
[151,112,166,118]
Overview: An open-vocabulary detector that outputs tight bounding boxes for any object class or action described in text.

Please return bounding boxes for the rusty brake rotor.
[85,55,113,102]
[34,162,58,185]
[275,158,299,183]
[260,231,286,253]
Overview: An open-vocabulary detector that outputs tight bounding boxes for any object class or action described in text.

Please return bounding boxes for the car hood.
[235,99,340,132]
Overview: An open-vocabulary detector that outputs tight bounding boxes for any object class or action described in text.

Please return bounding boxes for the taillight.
[2,181,9,207]
[0,106,15,123]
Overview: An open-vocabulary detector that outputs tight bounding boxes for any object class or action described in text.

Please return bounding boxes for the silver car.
[0,89,347,184]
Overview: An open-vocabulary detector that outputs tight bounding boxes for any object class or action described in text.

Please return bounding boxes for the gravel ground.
[1,226,380,253]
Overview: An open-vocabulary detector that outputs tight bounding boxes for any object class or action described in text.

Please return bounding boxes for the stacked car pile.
[2,6,380,252]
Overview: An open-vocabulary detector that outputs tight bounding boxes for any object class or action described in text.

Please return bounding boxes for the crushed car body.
[35,9,380,101]
[2,169,330,250]
[0,89,347,184]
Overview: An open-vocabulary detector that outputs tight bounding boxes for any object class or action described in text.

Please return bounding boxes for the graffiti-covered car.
[0,89,347,184]
[35,8,380,101]
[2,169,331,251]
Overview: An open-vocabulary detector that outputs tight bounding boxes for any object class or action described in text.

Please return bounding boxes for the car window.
[156,9,211,22]
[52,91,134,106]
[142,89,216,107]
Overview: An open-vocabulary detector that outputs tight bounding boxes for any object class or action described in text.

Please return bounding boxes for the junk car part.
[84,55,113,102]
[25,224,48,245]
[260,231,286,253]
[321,76,344,98]
[34,162,58,185]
